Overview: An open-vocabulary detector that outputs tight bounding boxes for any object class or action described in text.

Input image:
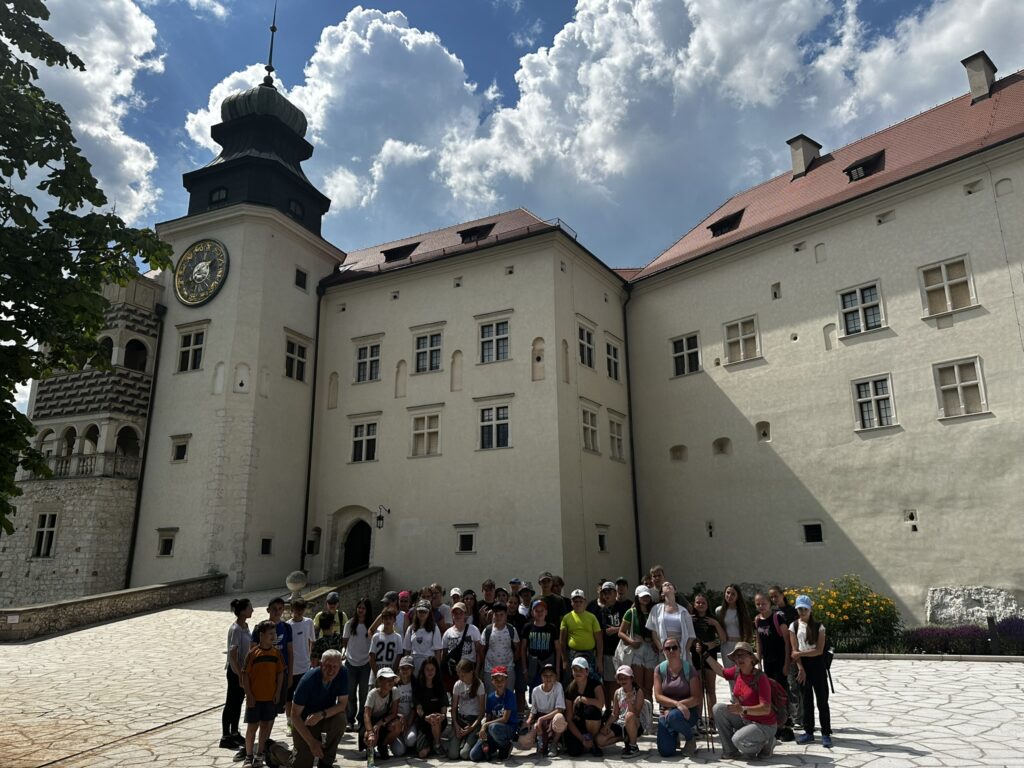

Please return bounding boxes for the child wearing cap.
[517,663,567,755]
[403,601,443,675]
[560,589,603,681]
[469,666,518,761]
[480,603,520,695]
[564,656,606,757]
[449,659,486,759]
[598,665,646,756]
[789,595,832,747]
[363,668,401,760]
[313,593,348,639]
[442,602,483,690]
[388,657,419,756]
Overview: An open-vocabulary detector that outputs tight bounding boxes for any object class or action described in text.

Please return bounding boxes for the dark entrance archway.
[342,520,371,576]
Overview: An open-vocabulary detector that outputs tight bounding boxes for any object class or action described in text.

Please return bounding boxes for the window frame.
[176,324,208,373]
[294,267,309,291]
[260,537,274,556]
[838,280,886,337]
[918,255,978,318]
[851,373,898,431]
[578,323,595,369]
[410,410,442,458]
[606,341,621,381]
[478,403,511,450]
[608,415,625,461]
[581,405,600,454]
[350,420,379,463]
[354,341,382,383]
[800,521,825,545]
[171,434,191,463]
[31,512,58,559]
[671,332,701,377]
[596,525,609,554]
[479,318,511,364]
[933,356,989,419]
[156,527,178,558]
[285,335,309,382]
[454,524,478,555]
[722,316,761,364]
[414,331,444,374]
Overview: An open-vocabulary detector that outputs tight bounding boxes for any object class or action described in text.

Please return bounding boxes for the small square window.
[802,523,824,544]
[457,531,476,553]
[171,435,190,463]
[260,538,273,556]
[158,534,175,557]
[294,268,308,290]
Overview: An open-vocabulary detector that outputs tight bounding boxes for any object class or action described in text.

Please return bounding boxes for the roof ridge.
[345,207,540,255]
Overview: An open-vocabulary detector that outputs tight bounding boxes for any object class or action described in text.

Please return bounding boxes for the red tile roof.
[635,71,1024,280]
[613,268,642,281]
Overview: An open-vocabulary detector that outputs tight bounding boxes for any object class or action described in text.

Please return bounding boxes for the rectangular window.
[839,282,884,335]
[724,316,759,364]
[177,329,205,372]
[415,333,442,373]
[480,321,510,363]
[852,375,896,429]
[606,343,620,381]
[597,528,609,553]
[802,523,824,544]
[285,338,308,382]
[578,325,594,368]
[920,257,976,316]
[412,413,440,456]
[351,422,378,462]
[456,530,476,553]
[672,333,700,376]
[479,405,510,449]
[260,537,273,556]
[157,527,178,557]
[934,358,988,418]
[582,407,599,452]
[609,418,624,460]
[356,343,381,382]
[294,268,308,290]
[32,513,57,558]
[171,435,190,462]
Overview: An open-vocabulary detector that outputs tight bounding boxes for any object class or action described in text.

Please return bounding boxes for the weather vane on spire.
[263,0,278,87]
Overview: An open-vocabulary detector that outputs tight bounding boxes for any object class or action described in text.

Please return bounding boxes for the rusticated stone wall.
[32,368,152,420]
[926,586,1022,625]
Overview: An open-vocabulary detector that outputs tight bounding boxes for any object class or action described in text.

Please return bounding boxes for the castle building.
[5,51,1023,622]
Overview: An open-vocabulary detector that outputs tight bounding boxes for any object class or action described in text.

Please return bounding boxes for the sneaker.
[590,745,603,758]
[252,756,263,768]
[232,747,248,762]
[682,738,697,757]
[219,737,238,750]
[242,757,254,768]
[779,727,796,742]
[797,732,815,745]
[720,752,742,761]
[822,735,833,748]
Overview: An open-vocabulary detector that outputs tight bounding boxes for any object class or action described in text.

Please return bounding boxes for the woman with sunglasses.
[703,642,777,759]
[652,639,703,757]
[789,594,832,747]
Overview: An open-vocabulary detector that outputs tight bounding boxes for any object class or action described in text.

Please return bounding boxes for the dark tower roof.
[181,8,330,235]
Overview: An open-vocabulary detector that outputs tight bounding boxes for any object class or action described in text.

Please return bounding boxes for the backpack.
[656,659,693,689]
[750,670,789,728]
[443,624,470,673]
[263,738,294,767]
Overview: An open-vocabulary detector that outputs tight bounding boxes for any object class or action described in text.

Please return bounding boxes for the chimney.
[961,51,997,103]
[786,134,822,179]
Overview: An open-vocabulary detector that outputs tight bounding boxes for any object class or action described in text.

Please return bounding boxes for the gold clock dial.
[174,239,229,307]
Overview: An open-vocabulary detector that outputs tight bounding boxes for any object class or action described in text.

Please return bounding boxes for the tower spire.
[263,0,278,87]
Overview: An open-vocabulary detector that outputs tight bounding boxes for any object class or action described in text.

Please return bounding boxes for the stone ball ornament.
[286,570,308,595]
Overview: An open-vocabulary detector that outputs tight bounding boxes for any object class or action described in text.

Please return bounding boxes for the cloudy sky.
[32,0,1024,266]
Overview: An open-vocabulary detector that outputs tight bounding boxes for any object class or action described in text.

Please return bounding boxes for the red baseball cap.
[490,666,509,677]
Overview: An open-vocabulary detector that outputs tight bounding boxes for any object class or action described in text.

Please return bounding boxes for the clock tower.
[130,61,344,591]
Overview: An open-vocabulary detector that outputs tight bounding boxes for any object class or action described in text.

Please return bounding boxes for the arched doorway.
[342,520,371,576]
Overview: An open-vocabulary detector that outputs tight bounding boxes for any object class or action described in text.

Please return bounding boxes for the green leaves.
[0,0,172,534]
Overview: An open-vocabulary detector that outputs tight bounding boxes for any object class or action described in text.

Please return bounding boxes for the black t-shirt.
[599,600,632,653]
[541,595,566,627]
[779,604,798,626]
[566,677,599,703]
[414,681,446,716]
[693,615,720,645]
[525,622,559,660]
[755,612,787,664]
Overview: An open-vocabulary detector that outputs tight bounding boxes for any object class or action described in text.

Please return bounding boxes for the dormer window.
[288,199,305,219]
[844,150,885,182]
[382,243,418,262]
[209,187,228,205]
[708,209,744,238]
[458,223,495,244]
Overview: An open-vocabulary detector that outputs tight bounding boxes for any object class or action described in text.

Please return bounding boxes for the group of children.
[220,567,834,765]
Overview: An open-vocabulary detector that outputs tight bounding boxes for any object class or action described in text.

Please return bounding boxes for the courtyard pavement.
[2,590,1023,768]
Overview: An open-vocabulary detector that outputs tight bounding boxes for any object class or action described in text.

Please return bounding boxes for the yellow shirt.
[560,610,600,651]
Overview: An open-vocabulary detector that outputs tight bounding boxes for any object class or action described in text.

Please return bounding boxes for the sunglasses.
[664,645,680,652]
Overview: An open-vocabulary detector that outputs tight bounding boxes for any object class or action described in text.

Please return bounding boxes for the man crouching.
[291,648,349,768]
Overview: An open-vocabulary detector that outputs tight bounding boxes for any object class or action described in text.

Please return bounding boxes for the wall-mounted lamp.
[376,504,391,530]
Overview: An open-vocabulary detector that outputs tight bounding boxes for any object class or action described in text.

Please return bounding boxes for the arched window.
[115,426,140,458]
[124,339,148,372]
[60,426,77,457]
[82,425,100,454]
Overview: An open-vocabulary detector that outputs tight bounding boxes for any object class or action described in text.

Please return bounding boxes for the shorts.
[286,673,304,702]
[245,700,277,724]
[602,655,617,682]
[631,641,659,670]
[610,722,644,738]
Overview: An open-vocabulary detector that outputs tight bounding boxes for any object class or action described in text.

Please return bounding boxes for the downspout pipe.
[299,284,324,574]
[621,283,644,583]
[124,302,166,588]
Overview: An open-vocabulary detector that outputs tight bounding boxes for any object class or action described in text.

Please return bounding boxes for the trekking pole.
[826,665,834,694]
[701,654,714,753]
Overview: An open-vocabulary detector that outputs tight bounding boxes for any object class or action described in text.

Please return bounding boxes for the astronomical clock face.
[174,239,229,307]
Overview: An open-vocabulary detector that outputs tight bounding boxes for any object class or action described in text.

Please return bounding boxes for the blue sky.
[34,0,1024,267]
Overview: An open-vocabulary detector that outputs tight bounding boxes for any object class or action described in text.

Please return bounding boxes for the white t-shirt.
[790,620,825,652]
[453,679,484,718]
[530,682,565,715]
[289,617,314,675]
[442,624,482,664]
[343,621,372,666]
[722,607,740,639]
[437,604,453,626]
[482,623,519,669]
[365,687,394,718]
[395,680,415,716]
[405,625,443,658]
[370,629,404,671]
[395,612,407,635]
